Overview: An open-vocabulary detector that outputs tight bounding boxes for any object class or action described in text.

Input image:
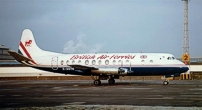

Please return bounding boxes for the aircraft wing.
[68,64,98,70]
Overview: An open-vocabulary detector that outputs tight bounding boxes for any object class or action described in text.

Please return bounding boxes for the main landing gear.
[163,80,169,85]
[91,75,116,86]
[108,78,115,84]
[94,80,101,86]
[91,75,101,86]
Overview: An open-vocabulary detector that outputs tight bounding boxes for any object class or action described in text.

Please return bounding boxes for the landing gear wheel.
[94,80,101,86]
[163,81,169,85]
[108,78,115,84]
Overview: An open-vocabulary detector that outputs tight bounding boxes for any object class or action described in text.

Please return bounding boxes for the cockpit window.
[167,57,175,60]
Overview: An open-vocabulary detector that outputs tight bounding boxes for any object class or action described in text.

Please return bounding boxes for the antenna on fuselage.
[130,62,131,71]
[130,62,132,83]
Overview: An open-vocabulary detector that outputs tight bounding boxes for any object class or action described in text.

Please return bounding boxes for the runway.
[0,80,202,109]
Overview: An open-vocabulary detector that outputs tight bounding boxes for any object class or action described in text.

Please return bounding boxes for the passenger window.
[92,60,96,65]
[105,60,109,65]
[113,60,116,65]
[118,60,122,64]
[126,60,129,63]
[98,60,102,65]
[150,60,153,63]
[78,60,81,64]
[61,60,64,65]
[141,60,145,62]
[85,60,89,65]
[72,60,75,64]
[167,57,171,60]
[66,60,69,65]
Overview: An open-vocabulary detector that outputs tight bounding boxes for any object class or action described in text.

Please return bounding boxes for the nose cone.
[180,61,189,73]
[177,60,189,73]
[183,66,189,72]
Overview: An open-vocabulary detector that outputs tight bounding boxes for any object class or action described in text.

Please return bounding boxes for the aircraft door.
[51,56,58,70]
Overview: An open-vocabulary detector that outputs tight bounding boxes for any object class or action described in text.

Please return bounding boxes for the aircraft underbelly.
[129,66,188,76]
[33,66,188,76]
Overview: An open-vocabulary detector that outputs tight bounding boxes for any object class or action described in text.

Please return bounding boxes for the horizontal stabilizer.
[7,50,37,65]
[7,50,31,61]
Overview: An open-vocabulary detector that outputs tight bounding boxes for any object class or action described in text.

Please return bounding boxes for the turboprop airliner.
[8,29,189,86]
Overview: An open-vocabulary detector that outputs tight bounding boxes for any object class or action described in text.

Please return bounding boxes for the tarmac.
[0,80,202,109]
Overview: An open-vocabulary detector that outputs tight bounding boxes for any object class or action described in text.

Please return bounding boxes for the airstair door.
[51,56,58,70]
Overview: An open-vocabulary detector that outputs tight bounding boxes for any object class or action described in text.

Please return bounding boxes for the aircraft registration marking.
[63,67,74,71]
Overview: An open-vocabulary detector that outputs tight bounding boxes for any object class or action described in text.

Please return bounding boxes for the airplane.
[7,29,189,86]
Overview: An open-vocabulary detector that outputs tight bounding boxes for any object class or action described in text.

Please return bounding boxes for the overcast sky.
[0,0,201,57]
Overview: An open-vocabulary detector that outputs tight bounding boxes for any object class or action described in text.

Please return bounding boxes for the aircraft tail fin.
[18,29,43,60]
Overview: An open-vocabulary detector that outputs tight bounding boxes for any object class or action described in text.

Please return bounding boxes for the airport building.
[0,45,20,65]
[0,45,14,60]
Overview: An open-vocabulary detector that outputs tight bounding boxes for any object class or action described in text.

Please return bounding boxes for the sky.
[0,0,202,57]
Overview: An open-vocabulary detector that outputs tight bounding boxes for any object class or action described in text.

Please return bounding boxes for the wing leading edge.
[68,64,98,70]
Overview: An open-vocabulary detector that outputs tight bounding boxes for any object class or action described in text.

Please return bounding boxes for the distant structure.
[177,57,202,64]
[182,0,190,64]
[0,45,21,65]
[0,45,14,61]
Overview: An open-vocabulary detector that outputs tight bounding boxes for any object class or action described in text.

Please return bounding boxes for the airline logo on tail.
[18,40,37,65]
[25,40,32,46]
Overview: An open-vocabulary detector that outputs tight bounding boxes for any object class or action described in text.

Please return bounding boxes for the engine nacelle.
[118,68,129,75]
[91,68,129,75]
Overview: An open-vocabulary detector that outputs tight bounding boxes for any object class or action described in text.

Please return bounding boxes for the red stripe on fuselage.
[20,41,37,65]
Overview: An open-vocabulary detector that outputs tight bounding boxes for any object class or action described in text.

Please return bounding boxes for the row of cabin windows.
[62,57,175,64]
[63,57,175,63]
[61,59,154,65]
[64,60,125,65]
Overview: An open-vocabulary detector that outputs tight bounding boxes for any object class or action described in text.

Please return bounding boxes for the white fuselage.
[34,52,186,68]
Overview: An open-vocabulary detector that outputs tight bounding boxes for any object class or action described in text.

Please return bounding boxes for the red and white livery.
[8,29,189,86]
